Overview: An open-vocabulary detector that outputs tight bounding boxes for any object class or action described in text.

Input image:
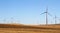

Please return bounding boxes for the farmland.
[0,24,60,33]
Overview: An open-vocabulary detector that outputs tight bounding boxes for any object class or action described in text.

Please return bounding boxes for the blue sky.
[0,0,60,25]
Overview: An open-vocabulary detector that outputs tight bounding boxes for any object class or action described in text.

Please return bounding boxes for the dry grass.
[0,24,60,33]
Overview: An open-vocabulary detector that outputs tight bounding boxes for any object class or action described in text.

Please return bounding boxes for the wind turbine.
[54,15,60,24]
[40,7,52,25]
[55,15,57,24]
[3,18,6,24]
[11,17,14,24]
[58,19,60,24]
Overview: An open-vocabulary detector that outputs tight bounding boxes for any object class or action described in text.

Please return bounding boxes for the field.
[0,24,60,33]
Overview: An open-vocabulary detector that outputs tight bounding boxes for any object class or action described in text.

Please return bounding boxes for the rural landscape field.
[0,24,60,33]
[0,0,60,33]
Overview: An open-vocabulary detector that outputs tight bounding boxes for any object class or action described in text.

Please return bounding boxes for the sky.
[0,0,60,25]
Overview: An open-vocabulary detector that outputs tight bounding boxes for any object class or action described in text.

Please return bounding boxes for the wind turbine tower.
[46,7,48,25]
[55,15,57,24]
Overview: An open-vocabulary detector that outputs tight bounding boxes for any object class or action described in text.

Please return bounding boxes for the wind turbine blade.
[48,13,52,17]
[40,12,46,15]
